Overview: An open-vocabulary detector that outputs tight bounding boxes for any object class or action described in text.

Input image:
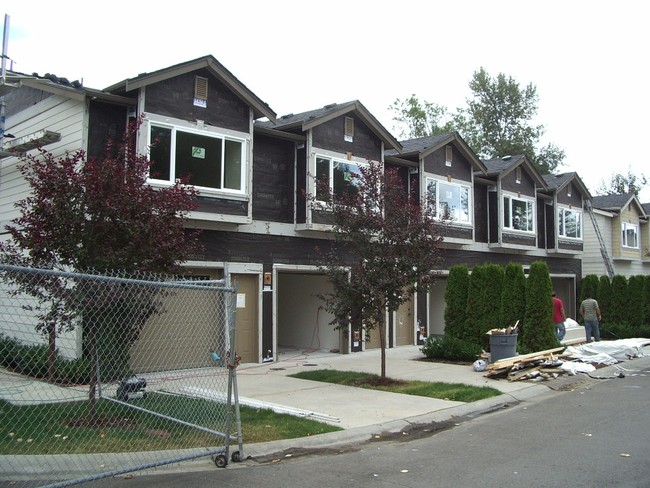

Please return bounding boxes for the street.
[76,355,650,488]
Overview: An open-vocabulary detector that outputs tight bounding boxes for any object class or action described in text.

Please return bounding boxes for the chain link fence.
[0,264,242,487]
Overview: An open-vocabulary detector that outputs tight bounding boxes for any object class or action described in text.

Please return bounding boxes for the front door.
[395,297,414,346]
[233,274,259,363]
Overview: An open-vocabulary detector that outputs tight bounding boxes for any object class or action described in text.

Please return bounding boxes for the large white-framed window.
[622,222,639,248]
[426,177,471,223]
[147,121,246,193]
[315,155,367,200]
[558,207,582,239]
[503,194,534,232]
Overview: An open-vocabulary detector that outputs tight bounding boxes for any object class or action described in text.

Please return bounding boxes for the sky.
[3,0,649,202]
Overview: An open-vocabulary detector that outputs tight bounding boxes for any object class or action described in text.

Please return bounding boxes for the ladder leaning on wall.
[585,201,615,279]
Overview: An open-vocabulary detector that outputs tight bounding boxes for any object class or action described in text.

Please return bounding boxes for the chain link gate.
[0,264,244,487]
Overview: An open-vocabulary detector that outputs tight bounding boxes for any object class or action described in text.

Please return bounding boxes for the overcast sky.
[3,0,649,201]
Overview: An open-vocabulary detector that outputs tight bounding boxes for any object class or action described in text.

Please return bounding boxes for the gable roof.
[482,155,547,190]
[591,192,646,216]
[3,70,136,105]
[385,132,487,174]
[542,172,592,199]
[104,55,276,122]
[257,100,401,152]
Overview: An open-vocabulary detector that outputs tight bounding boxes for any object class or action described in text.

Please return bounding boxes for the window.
[622,222,639,248]
[344,117,354,142]
[558,207,582,239]
[503,195,534,232]
[149,124,245,192]
[315,155,365,200]
[426,178,471,223]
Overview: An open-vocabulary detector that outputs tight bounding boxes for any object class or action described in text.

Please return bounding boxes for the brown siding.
[311,115,381,161]
[296,146,307,223]
[423,146,472,181]
[87,100,128,160]
[252,135,295,223]
[144,69,249,133]
[489,191,498,243]
[557,184,584,206]
[474,183,489,243]
[502,232,536,247]
[501,167,535,196]
[442,226,473,239]
[194,196,248,216]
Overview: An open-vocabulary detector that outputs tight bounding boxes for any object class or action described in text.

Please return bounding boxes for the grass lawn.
[289,369,502,403]
[0,393,341,455]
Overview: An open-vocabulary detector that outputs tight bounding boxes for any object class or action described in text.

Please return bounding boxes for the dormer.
[480,155,547,250]
[540,172,590,254]
[256,100,401,232]
[591,193,647,261]
[105,55,277,226]
[386,132,487,246]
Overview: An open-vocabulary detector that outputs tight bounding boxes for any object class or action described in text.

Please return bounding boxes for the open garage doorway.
[428,278,447,337]
[276,270,344,355]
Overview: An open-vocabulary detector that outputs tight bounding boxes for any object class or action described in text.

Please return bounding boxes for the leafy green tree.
[389,94,455,139]
[608,275,629,326]
[443,264,469,340]
[390,68,565,174]
[521,261,558,352]
[314,161,444,379]
[464,263,504,348]
[500,262,526,330]
[596,166,648,197]
[596,275,612,324]
[641,275,650,327]
[627,275,645,326]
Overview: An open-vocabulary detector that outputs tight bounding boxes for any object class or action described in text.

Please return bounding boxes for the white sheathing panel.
[1,95,86,231]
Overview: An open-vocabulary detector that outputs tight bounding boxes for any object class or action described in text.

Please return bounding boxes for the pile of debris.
[485,347,574,382]
[485,339,650,382]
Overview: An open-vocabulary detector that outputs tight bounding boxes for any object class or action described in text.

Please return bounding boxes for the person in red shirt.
[552,292,566,340]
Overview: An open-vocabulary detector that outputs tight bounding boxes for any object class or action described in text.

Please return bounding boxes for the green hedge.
[0,334,93,385]
[420,335,483,362]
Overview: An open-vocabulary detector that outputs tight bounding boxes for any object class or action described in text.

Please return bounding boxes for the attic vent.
[194,76,208,108]
[344,117,354,142]
[515,166,522,184]
[567,183,573,197]
[445,145,452,167]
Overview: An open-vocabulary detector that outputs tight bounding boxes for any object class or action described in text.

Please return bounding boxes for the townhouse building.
[1,55,593,366]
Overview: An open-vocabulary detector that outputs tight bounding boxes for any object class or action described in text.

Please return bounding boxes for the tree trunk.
[379,321,386,379]
[47,322,56,382]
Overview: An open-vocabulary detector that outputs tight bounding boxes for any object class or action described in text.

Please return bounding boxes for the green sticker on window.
[192,146,206,159]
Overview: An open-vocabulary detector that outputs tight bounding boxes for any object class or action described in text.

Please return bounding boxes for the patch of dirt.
[65,417,138,429]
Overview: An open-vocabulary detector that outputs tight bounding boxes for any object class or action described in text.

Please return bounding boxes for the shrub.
[644,276,650,326]
[420,335,484,362]
[521,261,558,352]
[608,275,628,325]
[465,263,504,347]
[596,275,611,324]
[627,275,645,327]
[444,264,469,340]
[501,262,526,329]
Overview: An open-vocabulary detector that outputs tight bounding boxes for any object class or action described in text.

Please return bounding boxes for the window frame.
[557,207,583,239]
[621,221,639,248]
[314,154,368,202]
[502,194,535,232]
[145,118,248,195]
[426,177,472,224]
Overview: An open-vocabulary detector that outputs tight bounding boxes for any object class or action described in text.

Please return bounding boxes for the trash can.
[489,333,517,362]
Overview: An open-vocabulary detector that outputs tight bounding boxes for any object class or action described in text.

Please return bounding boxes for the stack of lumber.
[485,346,570,381]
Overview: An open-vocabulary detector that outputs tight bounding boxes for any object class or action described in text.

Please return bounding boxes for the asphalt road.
[70,355,650,488]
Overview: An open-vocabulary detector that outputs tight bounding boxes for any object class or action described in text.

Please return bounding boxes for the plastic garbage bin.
[489,334,517,362]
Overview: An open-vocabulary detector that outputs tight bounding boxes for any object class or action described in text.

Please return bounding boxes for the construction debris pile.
[485,339,650,382]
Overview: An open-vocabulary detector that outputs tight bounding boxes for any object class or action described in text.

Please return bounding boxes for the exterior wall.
[1,93,87,234]
[144,69,249,133]
[582,210,612,277]
[311,115,381,162]
[252,134,295,223]
[616,205,643,259]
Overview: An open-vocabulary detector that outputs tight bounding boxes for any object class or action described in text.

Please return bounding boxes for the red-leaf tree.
[0,118,201,414]
[314,160,445,379]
